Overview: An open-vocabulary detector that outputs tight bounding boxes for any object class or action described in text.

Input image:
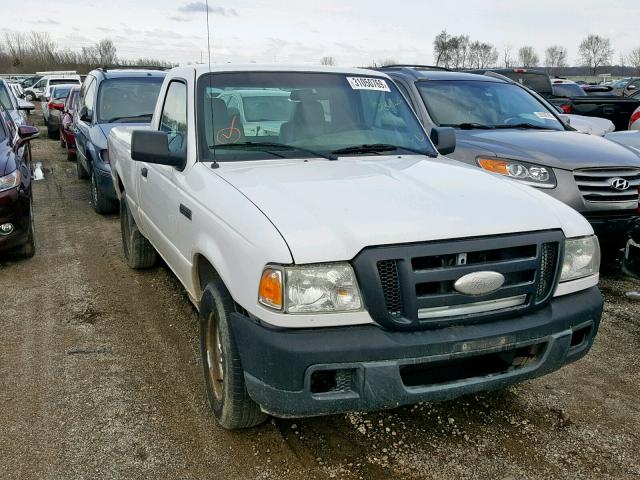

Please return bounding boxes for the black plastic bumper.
[230,287,603,418]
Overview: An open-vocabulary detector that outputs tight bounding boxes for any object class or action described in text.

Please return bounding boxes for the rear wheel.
[25,92,35,102]
[47,125,57,139]
[60,134,65,148]
[120,196,156,269]
[200,281,268,430]
[91,170,118,214]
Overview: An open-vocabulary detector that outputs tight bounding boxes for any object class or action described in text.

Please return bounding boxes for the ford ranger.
[108,65,604,429]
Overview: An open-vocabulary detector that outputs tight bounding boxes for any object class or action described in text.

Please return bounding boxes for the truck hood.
[215,156,591,264]
[454,129,640,170]
[97,122,149,148]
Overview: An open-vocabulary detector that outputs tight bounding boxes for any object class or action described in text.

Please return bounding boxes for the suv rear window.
[50,78,79,86]
[498,72,552,96]
[97,77,164,123]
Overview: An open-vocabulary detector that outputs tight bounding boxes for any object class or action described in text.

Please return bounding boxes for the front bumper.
[231,287,603,418]
[0,187,31,252]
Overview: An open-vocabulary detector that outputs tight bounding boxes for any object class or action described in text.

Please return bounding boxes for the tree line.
[0,32,173,74]
[433,30,640,75]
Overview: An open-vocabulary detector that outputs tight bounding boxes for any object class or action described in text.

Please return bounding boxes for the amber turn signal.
[258,268,283,310]
[477,158,509,175]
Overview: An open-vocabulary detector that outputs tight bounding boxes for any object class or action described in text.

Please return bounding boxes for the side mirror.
[628,85,637,91]
[18,103,35,112]
[430,127,456,156]
[17,125,39,146]
[131,130,186,169]
[79,106,91,122]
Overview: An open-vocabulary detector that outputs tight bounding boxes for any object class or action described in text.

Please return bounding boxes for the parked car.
[381,66,640,248]
[560,113,614,136]
[628,90,640,130]
[74,66,166,214]
[8,82,25,99]
[42,84,76,139]
[611,77,640,97]
[109,65,604,429]
[60,86,80,160]
[24,74,81,102]
[0,79,34,127]
[0,104,39,258]
[467,68,640,131]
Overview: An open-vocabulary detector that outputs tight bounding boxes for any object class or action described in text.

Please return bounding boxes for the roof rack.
[377,64,452,72]
[99,65,170,72]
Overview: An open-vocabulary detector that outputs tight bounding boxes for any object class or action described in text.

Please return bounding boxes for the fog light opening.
[310,369,354,394]
[570,325,591,348]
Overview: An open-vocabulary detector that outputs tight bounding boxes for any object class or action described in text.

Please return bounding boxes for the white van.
[24,74,81,101]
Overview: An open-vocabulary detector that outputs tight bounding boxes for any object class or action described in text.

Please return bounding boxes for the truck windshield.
[197,72,435,161]
[97,77,164,124]
[416,80,565,131]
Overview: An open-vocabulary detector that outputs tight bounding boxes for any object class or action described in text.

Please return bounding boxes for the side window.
[159,81,188,154]
[33,79,45,89]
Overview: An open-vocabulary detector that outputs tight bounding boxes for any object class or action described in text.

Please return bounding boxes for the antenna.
[205,0,219,168]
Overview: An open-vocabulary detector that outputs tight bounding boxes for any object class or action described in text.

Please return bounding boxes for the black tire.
[25,92,35,102]
[15,203,36,259]
[76,158,89,179]
[120,196,156,269]
[67,148,75,162]
[47,126,57,139]
[200,281,267,430]
[91,170,118,214]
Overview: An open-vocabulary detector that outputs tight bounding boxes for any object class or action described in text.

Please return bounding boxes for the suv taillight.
[630,111,640,128]
[561,104,572,114]
[48,102,64,111]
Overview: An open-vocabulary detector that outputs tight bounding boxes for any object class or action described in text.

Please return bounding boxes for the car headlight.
[477,157,557,188]
[560,236,600,282]
[0,169,21,193]
[259,263,363,313]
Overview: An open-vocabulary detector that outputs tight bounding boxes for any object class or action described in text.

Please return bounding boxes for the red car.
[0,104,39,258]
[60,86,80,161]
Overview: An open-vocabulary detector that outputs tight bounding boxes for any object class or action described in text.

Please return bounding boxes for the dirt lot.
[1,110,640,480]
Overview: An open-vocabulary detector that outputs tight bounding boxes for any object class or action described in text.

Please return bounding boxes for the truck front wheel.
[199,281,268,429]
[120,196,156,269]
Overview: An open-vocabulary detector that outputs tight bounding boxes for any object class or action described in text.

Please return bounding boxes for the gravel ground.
[1,110,639,480]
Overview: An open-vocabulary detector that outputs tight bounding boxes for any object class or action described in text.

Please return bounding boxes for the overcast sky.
[3,0,639,66]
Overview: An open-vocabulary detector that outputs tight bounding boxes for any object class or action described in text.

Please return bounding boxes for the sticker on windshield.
[534,111,555,120]
[347,77,391,92]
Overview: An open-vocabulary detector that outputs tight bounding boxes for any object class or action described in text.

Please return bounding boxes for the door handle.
[141,167,148,178]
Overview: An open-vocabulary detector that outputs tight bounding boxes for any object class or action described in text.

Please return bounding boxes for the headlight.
[0,169,21,193]
[477,157,557,188]
[560,236,600,282]
[259,263,363,314]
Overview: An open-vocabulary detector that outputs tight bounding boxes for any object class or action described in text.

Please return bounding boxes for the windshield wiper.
[493,123,550,130]
[331,143,437,157]
[103,113,153,123]
[210,141,337,160]
[441,122,494,130]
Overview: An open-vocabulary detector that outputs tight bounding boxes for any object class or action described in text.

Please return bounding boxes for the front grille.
[354,231,563,330]
[574,168,640,203]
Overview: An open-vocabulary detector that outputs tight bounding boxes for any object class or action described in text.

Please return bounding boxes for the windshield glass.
[416,80,564,130]
[552,83,586,97]
[97,77,164,123]
[0,85,14,110]
[196,72,435,161]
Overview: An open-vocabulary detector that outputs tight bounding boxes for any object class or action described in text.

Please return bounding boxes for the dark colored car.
[0,105,39,258]
[381,66,640,248]
[60,86,80,160]
[46,84,75,139]
[74,67,166,214]
[467,68,640,131]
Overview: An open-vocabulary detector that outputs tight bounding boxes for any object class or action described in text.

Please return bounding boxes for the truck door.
[138,79,188,272]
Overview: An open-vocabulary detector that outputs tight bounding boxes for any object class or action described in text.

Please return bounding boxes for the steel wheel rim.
[206,311,225,400]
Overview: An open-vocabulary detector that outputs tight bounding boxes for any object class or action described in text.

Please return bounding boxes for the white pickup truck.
[109,65,604,429]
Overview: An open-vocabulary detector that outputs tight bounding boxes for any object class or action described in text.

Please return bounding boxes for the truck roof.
[380,68,505,83]
[172,64,392,79]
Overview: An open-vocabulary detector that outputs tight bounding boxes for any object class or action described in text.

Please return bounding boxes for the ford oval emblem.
[454,271,505,296]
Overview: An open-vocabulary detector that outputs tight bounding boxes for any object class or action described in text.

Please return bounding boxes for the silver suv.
[382,66,640,248]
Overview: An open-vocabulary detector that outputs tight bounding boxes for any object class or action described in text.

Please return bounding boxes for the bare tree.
[433,30,453,67]
[518,46,539,67]
[545,45,568,71]
[628,47,640,75]
[502,45,513,68]
[96,39,117,65]
[450,35,470,69]
[578,34,614,75]
[320,56,336,66]
[468,41,498,69]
